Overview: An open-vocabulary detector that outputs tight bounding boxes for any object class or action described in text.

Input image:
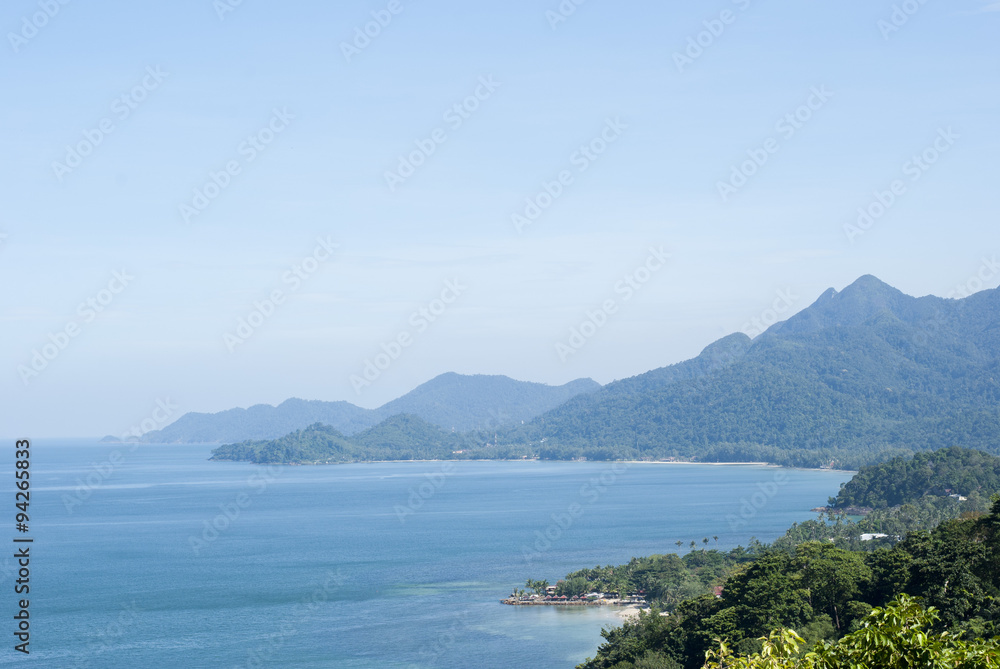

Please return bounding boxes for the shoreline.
[206,455,855,473]
[501,598,647,623]
[617,605,644,622]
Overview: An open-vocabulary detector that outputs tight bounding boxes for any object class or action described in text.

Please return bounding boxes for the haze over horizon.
[3,1,998,437]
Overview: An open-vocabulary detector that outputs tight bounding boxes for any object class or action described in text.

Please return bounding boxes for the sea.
[3,440,851,668]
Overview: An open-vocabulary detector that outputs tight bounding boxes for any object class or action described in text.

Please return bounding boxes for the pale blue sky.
[2,0,998,437]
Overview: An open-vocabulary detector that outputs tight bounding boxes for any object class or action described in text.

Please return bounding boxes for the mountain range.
[135,274,1000,469]
[211,274,1000,468]
[512,275,1000,467]
[122,373,600,443]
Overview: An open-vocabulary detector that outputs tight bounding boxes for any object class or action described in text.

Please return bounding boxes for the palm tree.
[702,537,709,547]
[689,540,696,550]
[675,540,683,549]
[713,535,719,544]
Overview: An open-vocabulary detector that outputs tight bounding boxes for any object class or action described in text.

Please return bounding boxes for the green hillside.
[509,276,1000,469]
[545,447,1000,669]
[830,446,1000,509]
[209,414,488,464]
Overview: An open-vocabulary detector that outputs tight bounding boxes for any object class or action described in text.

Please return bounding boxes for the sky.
[2,0,998,438]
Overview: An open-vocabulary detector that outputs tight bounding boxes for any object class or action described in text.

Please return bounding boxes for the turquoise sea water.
[4,441,850,668]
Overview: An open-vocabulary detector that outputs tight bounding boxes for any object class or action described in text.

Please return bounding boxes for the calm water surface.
[4,441,850,668]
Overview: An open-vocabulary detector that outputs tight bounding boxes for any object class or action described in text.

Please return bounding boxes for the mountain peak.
[841,274,900,297]
[766,275,913,338]
[699,332,752,362]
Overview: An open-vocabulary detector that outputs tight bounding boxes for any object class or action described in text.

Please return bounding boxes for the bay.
[6,440,850,668]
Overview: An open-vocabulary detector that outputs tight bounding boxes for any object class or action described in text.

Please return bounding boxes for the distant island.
[209,414,533,464]
[210,276,1000,470]
[117,373,599,445]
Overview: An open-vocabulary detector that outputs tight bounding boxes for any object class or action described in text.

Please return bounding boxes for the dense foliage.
[763,448,1000,553]
[569,462,1000,669]
[208,279,1000,470]
[546,546,767,612]
[212,416,465,464]
[504,277,1000,469]
[209,414,517,464]
[775,491,993,552]
[830,447,1000,509]
[703,596,1000,668]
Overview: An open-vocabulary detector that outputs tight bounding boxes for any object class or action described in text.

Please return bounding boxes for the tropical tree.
[525,579,549,595]
[703,595,1000,668]
[794,542,871,630]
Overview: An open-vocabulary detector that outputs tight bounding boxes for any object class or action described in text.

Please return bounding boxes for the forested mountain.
[511,276,1000,468]
[377,373,600,432]
[210,414,481,464]
[830,447,1000,509]
[127,374,599,444]
[128,398,375,445]
[204,277,999,468]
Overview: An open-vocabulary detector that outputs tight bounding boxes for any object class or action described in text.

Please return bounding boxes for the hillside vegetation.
[210,414,532,464]
[830,446,1000,509]
[565,448,1000,669]
[508,276,1000,469]
[209,277,1000,470]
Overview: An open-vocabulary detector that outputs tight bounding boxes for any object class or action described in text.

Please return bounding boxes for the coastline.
[617,605,644,622]
[208,455,855,473]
